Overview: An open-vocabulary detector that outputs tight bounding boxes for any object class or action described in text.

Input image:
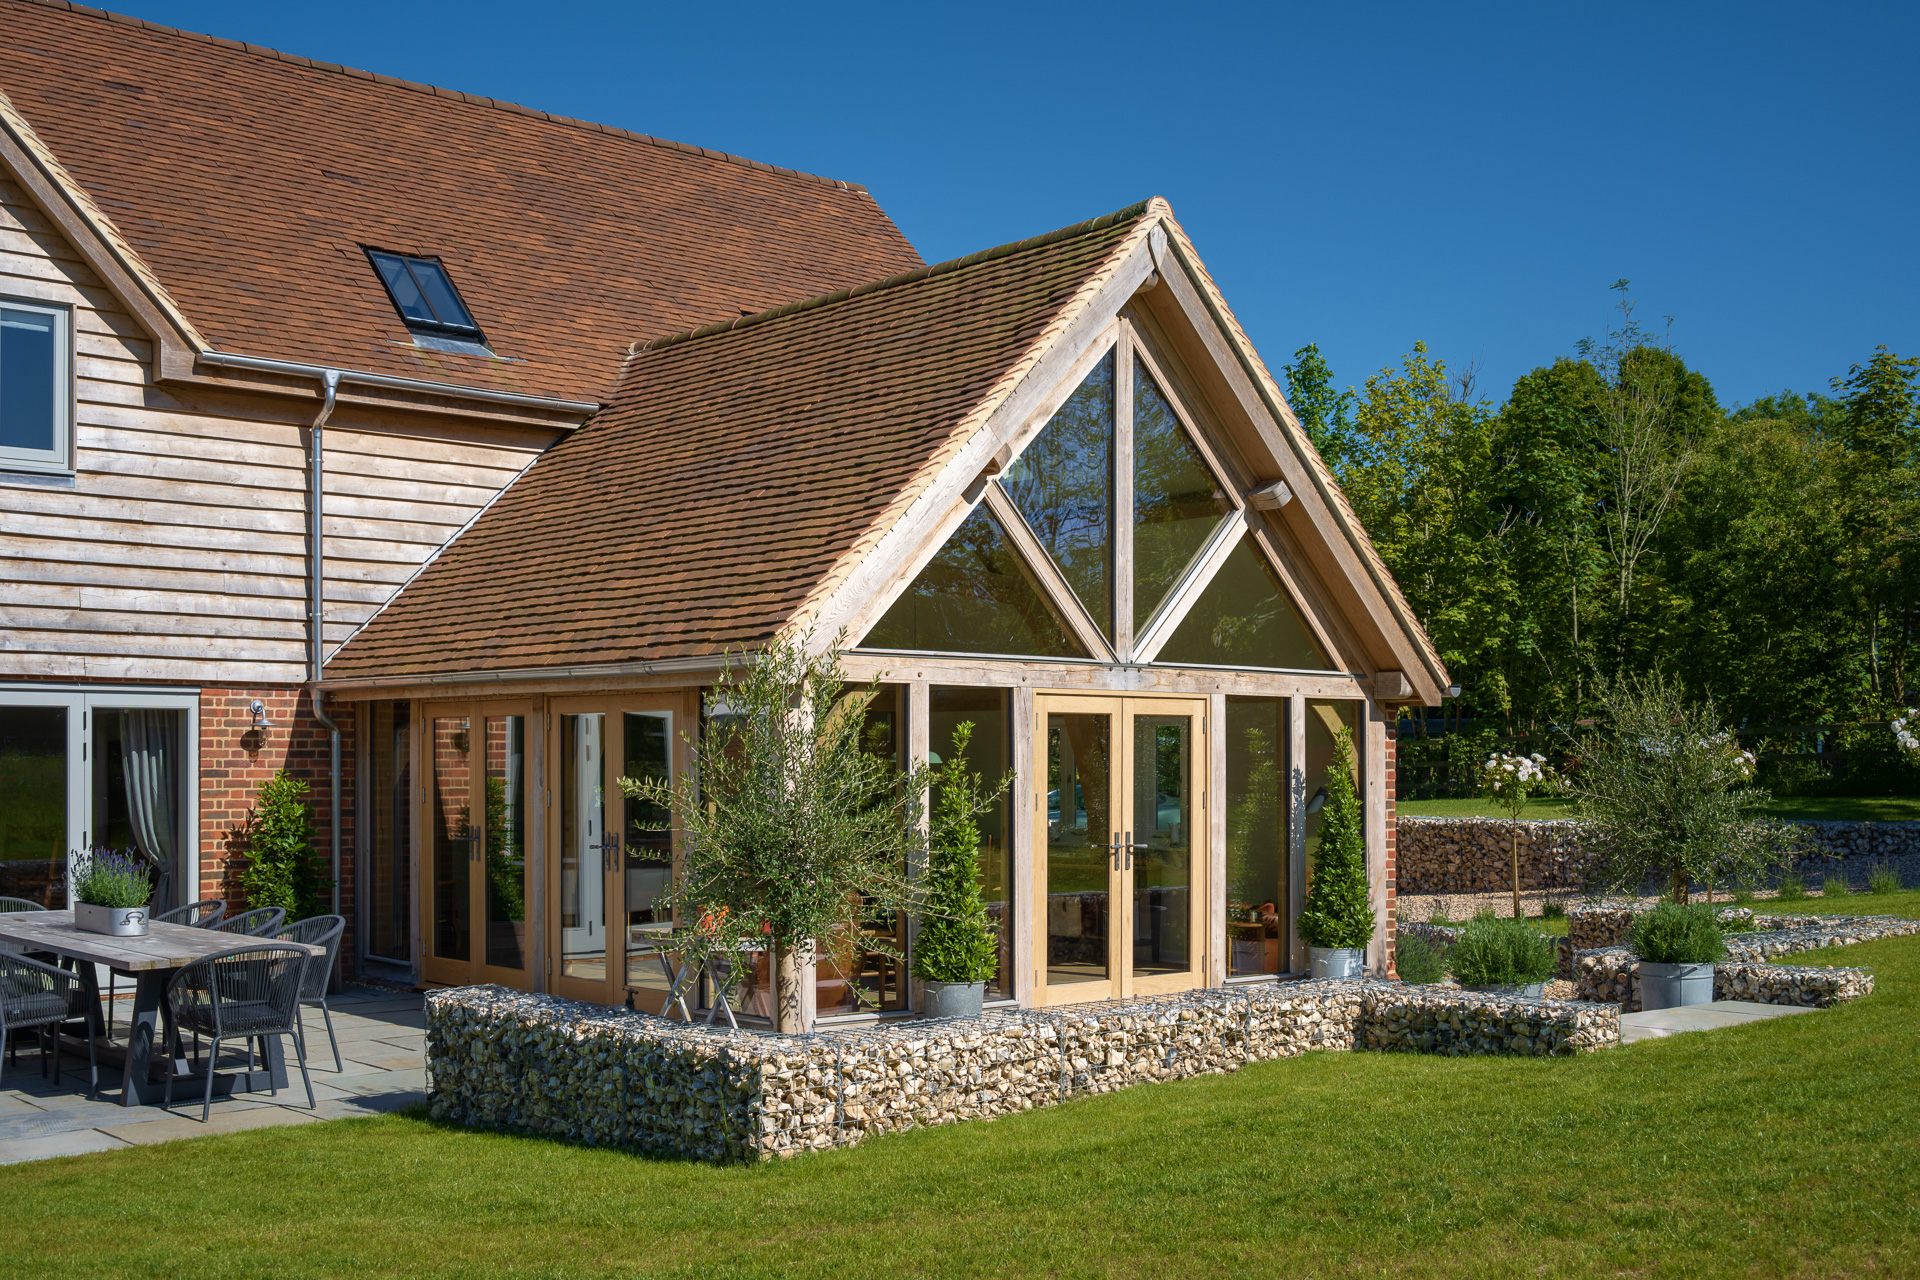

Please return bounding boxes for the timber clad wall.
[0,173,555,684]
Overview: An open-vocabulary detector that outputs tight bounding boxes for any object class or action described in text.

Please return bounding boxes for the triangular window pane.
[996,350,1114,638]
[1157,536,1334,670]
[1133,361,1232,630]
[863,507,1089,658]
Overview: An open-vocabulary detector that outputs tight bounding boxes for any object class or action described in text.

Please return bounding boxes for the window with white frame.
[0,297,72,474]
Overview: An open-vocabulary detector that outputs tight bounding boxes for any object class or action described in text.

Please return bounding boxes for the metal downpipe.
[305,371,344,924]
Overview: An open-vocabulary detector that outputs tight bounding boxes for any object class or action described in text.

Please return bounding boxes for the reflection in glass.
[1133,363,1231,631]
[1045,712,1110,986]
[931,687,1012,999]
[430,717,472,963]
[88,709,186,913]
[0,307,56,453]
[622,712,674,997]
[863,507,1086,657]
[998,349,1114,636]
[1157,537,1334,670]
[817,687,908,1015]
[366,701,411,962]
[483,716,526,970]
[560,713,607,982]
[1225,697,1287,976]
[1131,714,1193,978]
[0,704,67,907]
[1305,701,1363,889]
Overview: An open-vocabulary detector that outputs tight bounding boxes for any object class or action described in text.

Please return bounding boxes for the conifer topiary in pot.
[1297,727,1373,979]
[912,723,1012,1018]
[1629,901,1725,1009]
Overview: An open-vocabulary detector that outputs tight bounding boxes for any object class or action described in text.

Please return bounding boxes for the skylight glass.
[366,249,483,339]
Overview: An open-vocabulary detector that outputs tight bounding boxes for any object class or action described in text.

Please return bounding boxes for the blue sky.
[114,1,1918,409]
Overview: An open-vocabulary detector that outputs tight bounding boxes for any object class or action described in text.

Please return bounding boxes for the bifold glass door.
[1031,694,1208,1006]
[421,701,531,988]
[549,697,679,1009]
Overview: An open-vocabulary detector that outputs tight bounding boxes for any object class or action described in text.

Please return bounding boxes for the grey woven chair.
[163,944,313,1121]
[273,915,345,1072]
[0,952,95,1089]
[0,897,48,913]
[155,900,225,928]
[215,907,285,938]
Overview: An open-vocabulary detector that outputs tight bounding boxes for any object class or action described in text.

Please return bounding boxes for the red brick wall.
[198,686,358,971]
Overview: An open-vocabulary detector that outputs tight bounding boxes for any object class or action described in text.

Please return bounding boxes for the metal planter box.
[1309,946,1363,980]
[1638,960,1715,1009]
[74,900,149,937]
[920,980,985,1019]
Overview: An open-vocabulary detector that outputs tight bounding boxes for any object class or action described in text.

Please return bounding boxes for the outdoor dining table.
[0,910,324,1107]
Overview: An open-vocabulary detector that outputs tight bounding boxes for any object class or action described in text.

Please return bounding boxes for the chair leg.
[201,1035,221,1122]
[319,998,341,1073]
[0,1024,7,1082]
[290,1029,315,1111]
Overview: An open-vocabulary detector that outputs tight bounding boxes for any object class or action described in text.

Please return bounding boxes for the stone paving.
[0,985,425,1166]
[1618,999,1814,1044]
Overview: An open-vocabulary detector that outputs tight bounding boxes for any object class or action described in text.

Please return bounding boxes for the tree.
[1297,728,1373,951]
[619,637,929,1033]
[239,769,328,920]
[912,721,1010,987]
[1283,342,1356,470]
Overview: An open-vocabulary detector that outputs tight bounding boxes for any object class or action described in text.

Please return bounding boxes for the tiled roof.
[0,0,921,403]
[325,205,1150,680]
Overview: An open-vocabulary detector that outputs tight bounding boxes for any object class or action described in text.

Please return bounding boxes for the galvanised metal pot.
[1309,946,1364,980]
[74,900,149,937]
[1637,960,1716,1009]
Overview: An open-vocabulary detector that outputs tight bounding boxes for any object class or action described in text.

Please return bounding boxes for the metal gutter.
[319,653,733,695]
[303,371,344,927]
[197,349,602,417]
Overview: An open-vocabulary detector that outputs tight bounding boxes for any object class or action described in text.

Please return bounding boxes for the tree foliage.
[240,769,328,919]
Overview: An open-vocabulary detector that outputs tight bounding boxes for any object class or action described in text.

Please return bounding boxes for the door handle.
[598,832,623,874]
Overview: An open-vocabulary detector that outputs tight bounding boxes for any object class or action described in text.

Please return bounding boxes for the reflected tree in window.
[1134,361,1231,630]
[998,349,1114,637]
[865,507,1086,657]
[1159,537,1334,670]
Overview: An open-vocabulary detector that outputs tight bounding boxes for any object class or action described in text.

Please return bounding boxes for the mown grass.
[5,921,1920,1277]
[1397,794,1920,822]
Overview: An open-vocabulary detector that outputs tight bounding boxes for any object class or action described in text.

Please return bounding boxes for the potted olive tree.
[1445,912,1556,997]
[1298,727,1373,978]
[1629,901,1725,1009]
[912,722,1011,1019]
[72,848,153,936]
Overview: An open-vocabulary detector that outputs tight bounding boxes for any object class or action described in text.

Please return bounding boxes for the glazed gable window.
[0,297,71,474]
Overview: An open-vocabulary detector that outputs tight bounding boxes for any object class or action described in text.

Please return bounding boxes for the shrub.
[1298,727,1374,950]
[1542,898,1567,921]
[1395,933,1447,985]
[72,848,151,909]
[1822,875,1850,899]
[1629,901,1726,965]
[1869,864,1902,895]
[239,770,328,919]
[1776,873,1806,901]
[1731,881,1756,905]
[913,722,1010,986]
[1446,913,1555,987]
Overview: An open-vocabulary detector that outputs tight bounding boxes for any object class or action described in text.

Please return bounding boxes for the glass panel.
[1131,714,1193,978]
[931,687,1012,1000]
[560,713,608,982]
[429,717,472,963]
[863,507,1087,658]
[1045,712,1110,986]
[371,253,436,324]
[1305,701,1363,878]
[1134,362,1232,630]
[821,687,906,1015]
[0,307,57,454]
[1157,536,1334,670]
[622,712,674,998]
[998,349,1114,636]
[408,259,478,330]
[92,709,185,914]
[0,704,68,908]
[365,701,411,961]
[1225,697,1287,976]
[483,716,527,970]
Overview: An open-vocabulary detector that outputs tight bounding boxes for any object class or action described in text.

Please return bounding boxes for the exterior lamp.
[249,699,275,733]
[1305,786,1328,815]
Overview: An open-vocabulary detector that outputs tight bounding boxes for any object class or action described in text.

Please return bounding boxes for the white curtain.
[120,709,180,912]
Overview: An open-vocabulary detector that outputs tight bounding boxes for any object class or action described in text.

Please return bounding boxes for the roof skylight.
[365,249,484,343]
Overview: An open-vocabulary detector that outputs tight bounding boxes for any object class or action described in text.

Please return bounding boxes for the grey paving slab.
[0,1127,132,1165]
[1620,999,1817,1043]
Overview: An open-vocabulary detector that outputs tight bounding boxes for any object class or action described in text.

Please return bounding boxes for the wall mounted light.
[250,699,276,733]
[1305,786,1328,815]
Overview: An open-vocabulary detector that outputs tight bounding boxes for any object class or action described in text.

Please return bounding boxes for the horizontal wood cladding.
[0,175,556,684]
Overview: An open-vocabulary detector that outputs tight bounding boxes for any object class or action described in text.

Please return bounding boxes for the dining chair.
[215,907,286,938]
[273,915,346,1071]
[96,900,229,1038]
[0,897,48,913]
[163,944,314,1122]
[0,951,96,1089]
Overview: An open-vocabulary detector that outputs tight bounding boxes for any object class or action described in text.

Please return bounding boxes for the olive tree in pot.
[72,848,152,936]
[620,637,929,1033]
[1445,912,1556,997]
[1298,727,1372,978]
[912,722,1012,1019]
[1629,901,1725,1009]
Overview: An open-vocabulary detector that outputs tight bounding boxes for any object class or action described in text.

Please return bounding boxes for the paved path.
[0,985,424,1166]
[1619,999,1815,1044]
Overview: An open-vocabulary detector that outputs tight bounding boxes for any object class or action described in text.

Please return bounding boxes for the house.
[0,0,1447,1020]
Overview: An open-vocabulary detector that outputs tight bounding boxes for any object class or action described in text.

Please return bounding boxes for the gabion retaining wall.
[1397,816,1920,895]
[427,980,1618,1163]
[1569,914,1918,1011]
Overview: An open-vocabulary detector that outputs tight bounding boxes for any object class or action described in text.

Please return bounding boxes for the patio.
[0,985,425,1165]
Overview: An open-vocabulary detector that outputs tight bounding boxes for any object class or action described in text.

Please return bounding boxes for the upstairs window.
[0,297,71,475]
[365,249,486,344]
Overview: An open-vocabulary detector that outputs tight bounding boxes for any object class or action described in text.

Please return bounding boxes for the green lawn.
[6,906,1920,1276]
[1397,794,1920,821]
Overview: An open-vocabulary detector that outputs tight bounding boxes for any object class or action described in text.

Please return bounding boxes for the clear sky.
[106,0,1918,409]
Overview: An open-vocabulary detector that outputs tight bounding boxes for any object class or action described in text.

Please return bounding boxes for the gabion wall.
[1569,914,1917,1011]
[426,980,1617,1164]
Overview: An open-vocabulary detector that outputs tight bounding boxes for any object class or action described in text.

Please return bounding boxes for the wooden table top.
[0,911,323,971]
